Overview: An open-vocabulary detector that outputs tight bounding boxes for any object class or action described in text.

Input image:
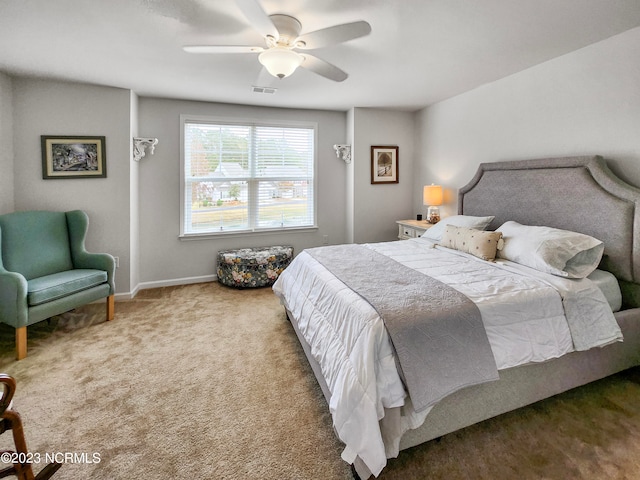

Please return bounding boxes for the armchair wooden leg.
[16,327,27,361]
[106,294,115,321]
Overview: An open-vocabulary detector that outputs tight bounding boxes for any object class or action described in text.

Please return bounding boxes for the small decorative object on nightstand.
[396,219,433,239]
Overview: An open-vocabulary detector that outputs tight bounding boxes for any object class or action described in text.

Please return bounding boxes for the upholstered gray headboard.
[458,156,640,308]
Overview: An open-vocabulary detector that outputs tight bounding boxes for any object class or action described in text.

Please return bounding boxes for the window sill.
[179,225,319,241]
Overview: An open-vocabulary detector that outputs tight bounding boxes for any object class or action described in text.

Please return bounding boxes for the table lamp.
[423,184,443,223]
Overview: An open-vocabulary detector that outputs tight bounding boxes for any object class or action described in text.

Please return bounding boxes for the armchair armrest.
[0,269,28,328]
[0,374,16,413]
[65,210,116,295]
[0,225,28,328]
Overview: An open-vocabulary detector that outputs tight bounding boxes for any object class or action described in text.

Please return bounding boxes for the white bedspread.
[272,237,622,478]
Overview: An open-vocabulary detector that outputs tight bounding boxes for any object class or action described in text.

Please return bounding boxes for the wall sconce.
[333,144,351,164]
[133,137,159,162]
[423,184,443,223]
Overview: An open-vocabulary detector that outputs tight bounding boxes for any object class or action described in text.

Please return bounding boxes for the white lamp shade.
[258,47,303,79]
[423,184,443,206]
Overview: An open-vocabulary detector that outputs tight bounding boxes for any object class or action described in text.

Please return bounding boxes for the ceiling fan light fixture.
[258,47,303,79]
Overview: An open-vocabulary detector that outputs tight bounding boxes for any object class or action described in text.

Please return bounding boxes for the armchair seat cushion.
[27,269,108,306]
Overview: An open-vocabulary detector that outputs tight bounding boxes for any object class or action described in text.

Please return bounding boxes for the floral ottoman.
[217,246,294,288]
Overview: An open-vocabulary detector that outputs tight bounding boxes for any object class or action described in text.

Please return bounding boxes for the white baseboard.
[115,275,217,301]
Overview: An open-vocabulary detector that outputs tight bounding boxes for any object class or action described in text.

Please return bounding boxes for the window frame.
[179,114,318,239]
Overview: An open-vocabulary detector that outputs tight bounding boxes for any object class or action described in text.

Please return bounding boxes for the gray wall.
[0,72,13,214]
[12,79,134,293]
[4,80,392,296]
[129,91,141,293]
[414,26,640,217]
[136,97,348,287]
[345,108,355,243]
[348,107,416,243]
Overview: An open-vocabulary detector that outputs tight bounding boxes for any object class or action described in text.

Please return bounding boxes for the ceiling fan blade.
[296,21,371,50]
[235,0,278,38]
[183,45,264,54]
[300,54,348,82]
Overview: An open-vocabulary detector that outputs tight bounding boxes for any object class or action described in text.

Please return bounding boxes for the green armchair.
[0,210,115,360]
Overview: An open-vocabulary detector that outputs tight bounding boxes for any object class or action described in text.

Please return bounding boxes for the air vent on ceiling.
[252,86,277,94]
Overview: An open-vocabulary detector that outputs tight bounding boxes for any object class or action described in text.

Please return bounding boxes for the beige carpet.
[0,282,639,480]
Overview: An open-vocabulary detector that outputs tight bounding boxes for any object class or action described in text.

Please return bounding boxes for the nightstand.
[396,219,434,239]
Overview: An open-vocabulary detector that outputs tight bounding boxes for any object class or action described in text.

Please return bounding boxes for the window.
[181,116,316,236]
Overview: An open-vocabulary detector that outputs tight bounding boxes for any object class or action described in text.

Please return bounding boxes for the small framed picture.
[371,145,398,184]
[41,136,106,179]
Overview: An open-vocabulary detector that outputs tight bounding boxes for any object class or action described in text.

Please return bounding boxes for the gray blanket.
[307,244,499,413]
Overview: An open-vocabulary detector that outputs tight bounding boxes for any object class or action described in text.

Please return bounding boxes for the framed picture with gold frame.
[41,136,106,179]
[370,145,398,184]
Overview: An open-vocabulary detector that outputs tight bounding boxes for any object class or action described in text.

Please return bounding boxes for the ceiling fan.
[183,0,371,82]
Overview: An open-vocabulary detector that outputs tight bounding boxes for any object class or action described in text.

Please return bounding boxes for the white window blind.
[182,118,315,235]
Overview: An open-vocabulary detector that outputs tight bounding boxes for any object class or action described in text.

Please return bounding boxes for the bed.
[272,155,640,478]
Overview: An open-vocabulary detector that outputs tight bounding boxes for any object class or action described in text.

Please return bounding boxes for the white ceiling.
[1,0,639,112]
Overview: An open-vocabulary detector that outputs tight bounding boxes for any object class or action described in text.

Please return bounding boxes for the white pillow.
[496,221,604,278]
[587,270,622,312]
[422,215,495,241]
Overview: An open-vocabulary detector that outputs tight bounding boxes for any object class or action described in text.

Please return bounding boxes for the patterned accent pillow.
[440,225,503,261]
